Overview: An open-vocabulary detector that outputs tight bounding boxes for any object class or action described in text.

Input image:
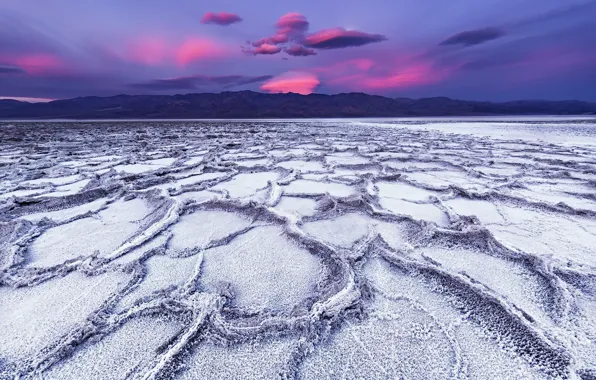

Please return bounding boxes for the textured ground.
[0,119,596,379]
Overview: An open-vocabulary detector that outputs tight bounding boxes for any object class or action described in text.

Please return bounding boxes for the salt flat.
[0,118,595,379]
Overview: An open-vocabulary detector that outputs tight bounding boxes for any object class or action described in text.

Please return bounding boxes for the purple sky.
[1,0,595,101]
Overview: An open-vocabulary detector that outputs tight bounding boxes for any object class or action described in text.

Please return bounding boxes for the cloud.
[0,16,71,75]
[248,44,282,55]
[251,13,310,48]
[508,2,596,30]
[439,20,596,75]
[247,14,385,56]
[115,36,234,67]
[252,34,288,47]
[0,65,25,74]
[310,56,452,92]
[247,13,310,55]
[201,12,242,26]
[130,74,273,91]
[0,96,53,103]
[439,27,505,47]
[275,13,309,39]
[176,38,229,66]
[303,28,387,49]
[460,44,596,75]
[359,64,445,90]
[0,54,66,76]
[260,71,319,95]
[125,38,167,66]
[284,45,316,57]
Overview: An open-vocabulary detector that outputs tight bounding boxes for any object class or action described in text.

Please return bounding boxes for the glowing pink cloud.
[110,36,235,67]
[253,34,288,47]
[126,38,167,66]
[260,71,320,95]
[201,12,243,26]
[252,44,282,55]
[247,13,386,57]
[248,13,310,55]
[360,64,444,89]
[275,13,309,37]
[352,58,375,71]
[1,54,66,76]
[313,55,451,92]
[176,38,229,66]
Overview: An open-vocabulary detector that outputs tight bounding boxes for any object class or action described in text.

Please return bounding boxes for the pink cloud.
[352,58,375,71]
[126,38,167,66]
[247,13,386,57]
[252,44,282,55]
[275,13,309,38]
[176,38,229,66]
[313,55,451,92]
[3,54,65,76]
[253,33,288,47]
[248,13,310,55]
[201,12,242,26]
[111,36,234,67]
[359,64,444,90]
[260,71,320,95]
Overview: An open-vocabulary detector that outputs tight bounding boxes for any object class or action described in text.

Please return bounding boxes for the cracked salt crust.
[1,118,595,379]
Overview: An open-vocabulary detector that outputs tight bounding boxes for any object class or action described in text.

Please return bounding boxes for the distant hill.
[1,91,595,119]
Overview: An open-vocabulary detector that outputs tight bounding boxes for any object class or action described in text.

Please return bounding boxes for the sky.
[1,0,595,102]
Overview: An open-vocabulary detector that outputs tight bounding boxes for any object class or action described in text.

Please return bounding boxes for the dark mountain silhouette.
[1,91,595,119]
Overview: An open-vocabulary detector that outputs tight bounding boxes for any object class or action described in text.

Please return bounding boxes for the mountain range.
[1,91,595,119]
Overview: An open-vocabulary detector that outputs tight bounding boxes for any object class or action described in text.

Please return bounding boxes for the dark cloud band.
[201,12,243,26]
[439,27,505,47]
[129,74,273,91]
[303,29,387,49]
[0,66,26,74]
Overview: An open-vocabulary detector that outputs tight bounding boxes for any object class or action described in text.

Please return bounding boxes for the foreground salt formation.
[0,119,595,379]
